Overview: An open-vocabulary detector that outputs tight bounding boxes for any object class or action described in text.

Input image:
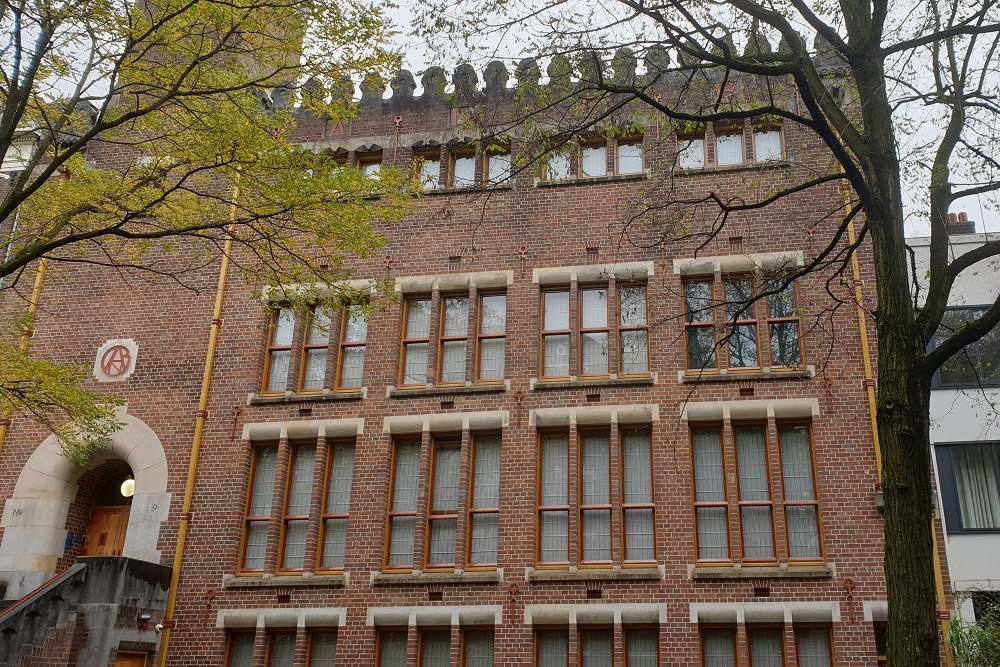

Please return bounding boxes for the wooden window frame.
[414,151,442,190]
[537,430,571,566]
[449,148,477,188]
[239,444,278,573]
[418,628,452,667]
[752,126,785,162]
[618,282,650,376]
[317,440,354,573]
[265,630,297,666]
[474,291,506,384]
[400,296,433,387]
[306,630,338,667]
[792,624,835,667]
[621,427,656,565]
[684,280,719,372]
[461,626,495,666]
[714,124,746,166]
[298,306,333,394]
[734,423,778,564]
[276,441,315,573]
[677,132,707,169]
[541,289,572,380]
[484,147,512,185]
[426,436,462,570]
[777,421,825,563]
[700,625,737,667]
[358,152,382,177]
[578,138,609,178]
[377,629,408,667]
[623,625,659,667]
[746,625,786,667]
[766,283,803,368]
[578,625,614,666]
[615,136,645,175]
[578,428,613,565]
[723,275,761,371]
[467,433,501,569]
[334,304,367,391]
[579,285,611,378]
[262,308,295,394]
[535,627,570,667]
[691,424,731,563]
[225,631,256,667]
[437,294,471,386]
[384,439,421,571]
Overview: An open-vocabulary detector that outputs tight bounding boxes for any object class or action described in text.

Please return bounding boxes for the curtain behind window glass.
[379,632,407,666]
[581,145,607,177]
[952,444,1000,528]
[625,629,658,667]
[464,631,494,667]
[702,629,735,667]
[582,630,613,667]
[716,133,743,165]
[750,629,783,667]
[796,628,831,667]
[538,631,569,667]
[229,635,254,667]
[309,634,337,667]
[269,633,295,666]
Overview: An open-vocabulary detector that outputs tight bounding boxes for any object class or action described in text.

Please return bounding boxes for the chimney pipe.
[947,210,976,235]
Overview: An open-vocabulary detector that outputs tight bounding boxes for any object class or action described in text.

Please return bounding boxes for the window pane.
[768,286,796,318]
[620,286,647,326]
[428,518,457,564]
[582,433,610,504]
[935,308,1000,386]
[582,509,612,560]
[267,350,290,392]
[582,288,608,327]
[737,428,769,501]
[440,340,467,383]
[473,437,501,508]
[754,130,782,161]
[229,634,254,667]
[339,346,365,387]
[621,330,648,373]
[697,507,729,559]
[538,630,568,667]
[322,517,348,568]
[403,342,429,384]
[420,158,440,189]
[626,629,658,667]
[582,332,609,375]
[703,629,735,667]
[465,630,494,667]
[432,445,461,512]
[617,142,643,174]
[678,136,705,168]
[544,335,570,377]
[544,291,570,330]
[443,297,469,336]
[581,145,607,177]
[750,629,784,667]
[730,324,759,368]
[344,306,368,342]
[406,300,432,337]
[716,133,744,165]
[363,161,381,178]
[287,446,315,515]
[326,447,355,514]
[393,443,420,511]
[388,516,415,567]
[693,430,725,502]
[742,506,775,559]
[302,349,328,390]
[952,444,1000,528]
[623,431,652,503]
[379,632,407,666]
[796,628,831,667]
[547,152,572,180]
[540,511,569,561]
[686,283,714,323]
[307,308,333,344]
[269,633,295,667]
[770,322,801,366]
[780,426,815,501]
[488,152,512,183]
[786,506,820,558]
[310,633,337,667]
[478,338,505,380]
[582,630,613,667]
[470,513,499,563]
[625,508,654,560]
[542,435,569,504]
[282,519,308,568]
[725,279,753,319]
[243,522,268,570]
[453,155,475,187]
[272,309,295,345]
[250,448,277,515]
[480,294,507,334]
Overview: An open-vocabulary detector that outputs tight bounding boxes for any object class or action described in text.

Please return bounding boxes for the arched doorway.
[81,462,134,557]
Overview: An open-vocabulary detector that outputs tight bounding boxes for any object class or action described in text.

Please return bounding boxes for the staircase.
[0,557,171,666]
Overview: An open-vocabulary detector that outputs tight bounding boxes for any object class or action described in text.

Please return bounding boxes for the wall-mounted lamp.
[120,476,135,498]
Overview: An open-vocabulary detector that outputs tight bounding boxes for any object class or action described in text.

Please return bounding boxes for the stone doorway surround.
[0,406,170,599]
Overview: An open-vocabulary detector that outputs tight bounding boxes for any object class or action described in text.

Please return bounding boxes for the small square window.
[451,153,476,187]
[416,155,441,189]
[617,140,643,174]
[486,151,512,184]
[677,135,705,169]
[716,130,744,166]
[754,129,783,161]
[360,157,382,179]
[545,151,573,181]
[580,144,607,177]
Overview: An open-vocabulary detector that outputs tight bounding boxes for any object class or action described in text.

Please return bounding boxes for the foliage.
[950,610,1000,667]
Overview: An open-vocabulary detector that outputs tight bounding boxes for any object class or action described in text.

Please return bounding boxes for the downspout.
[843,189,953,667]
[0,257,48,454]
[157,189,238,667]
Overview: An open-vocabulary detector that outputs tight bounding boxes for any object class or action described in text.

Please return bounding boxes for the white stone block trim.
[262,279,378,302]
[689,601,840,624]
[673,251,804,276]
[682,398,820,422]
[524,603,667,625]
[395,270,514,293]
[529,404,659,428]
[217,607,348,629]
[863,600,888,622]
[366,605,503,627]
[383,411,509,434]
[533,261,654,285]
[242,418,364,441]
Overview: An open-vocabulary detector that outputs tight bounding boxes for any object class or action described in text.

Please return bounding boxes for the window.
[378,630,408,666]
[715,128,745,166]
[486,149,512,184]
[580,628,613,666]
[616,139,644,175]
[451,151,476,187]
[240,440,354,573]
[936,442,1000,532]
[420,630,451,667]
[748,628,784,667]
[580,142,607,177]
[541,284,649,379]
[677,134,706,169]
[400,292,507,387]
[683,278,800,371]
[538,428,655,565]
[416,154,441,189]
[536,629,568,666]
[702,626,830,667]
[462,628,494,667]
[264,309,296,392]
[267,631,295,666]
[544,150,573,181]
[702,627,736,667]
[336,305,367,390]
[795,627,832,667]
[301,307,333,391]
[263,304,365,394]
[227,632,255,667]
[360,155,382,178]
[972,591,1000,623]
[931,307,1000,387]
[624,628,658,667]
[873,623,887,667]
[754,128,783,161]
[692,423,821,562]
[308,632,338,667]
[386,434,501,570]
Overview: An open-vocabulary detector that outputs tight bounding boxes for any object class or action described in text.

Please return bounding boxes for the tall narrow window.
[702,628,736,667]
[715,129,744,165]
[537,629,569,667]
[677,134,706,169]
[387,441,420,568]
[451,152,476,187]
[420,630,451,667]
[462,629,494,667]
[378,631,407,666]
[227,632,255,667]
[469,435,501,566]
[280,443,315,570]
[267,631,295,666]
[795,628,832,667]
[580,287,609,376]
[749,628,784,667]
[580,143,608,177]
[477,293,506,381]
[725,278,759,369]
[616,139,644,174]
[308,632,338,667]
[580,432,612,562]
[539,433,570,563]
[439,296,470,384]
[264,309,295,392]
[486,150,512,184]
[780,425,821,560]
[337,305,367,389]
[417,154,441,189]
[623,429,655,562]
[754,129,783,161]
[737,426,775,561]
[693,428,729,560]
[619,285,649,374]
[542,291,571,378]
[301,307,332,391]
[685,282,717,370]
[360,156,382,179]
[320,445,354,569]
[401,298,431,386]
[242,446,277,570]
[768,284,801,367]
[625,628,658,667]
[427,439,461,567]
[947,443,1000,529]
[581,628,613,667]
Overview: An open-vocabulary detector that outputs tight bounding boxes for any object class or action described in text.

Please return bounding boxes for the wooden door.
[114,652,147,667]
[83,506,130,556]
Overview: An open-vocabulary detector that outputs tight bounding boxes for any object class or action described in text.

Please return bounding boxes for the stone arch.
[0,407,170,599]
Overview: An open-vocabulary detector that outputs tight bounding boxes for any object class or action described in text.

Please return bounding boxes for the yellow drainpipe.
[157,191,238,667]
[843,189,953,667]
[0,258,49,454]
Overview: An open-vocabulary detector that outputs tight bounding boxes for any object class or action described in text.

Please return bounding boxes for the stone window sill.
[222,573,347,588]
[535,172,648,188]
[248,389,366,406]
[530,374,656,391]
[423,183,513,195]
[526,566,662,583]
[371,570,502,586]
[675,161,791,176]
[689,564,832,581]
[679,366,815,383]
[388,381,509,399]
